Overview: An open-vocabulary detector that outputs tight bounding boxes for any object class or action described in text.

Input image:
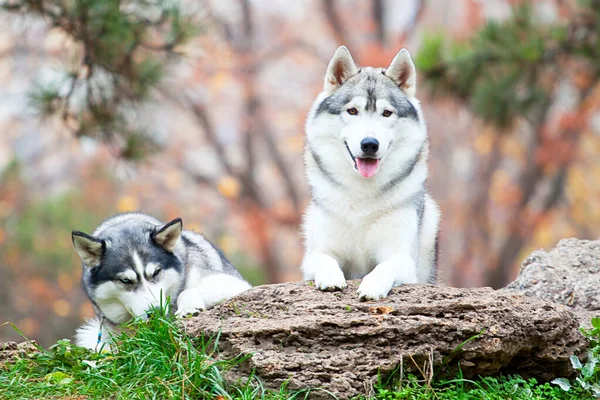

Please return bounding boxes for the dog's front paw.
[357,274,392,300]
[314,266,347,291]
[175,291,206,317]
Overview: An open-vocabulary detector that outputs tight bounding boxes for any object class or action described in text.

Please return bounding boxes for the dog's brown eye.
[347,108,358,115]
[382,110,393,117]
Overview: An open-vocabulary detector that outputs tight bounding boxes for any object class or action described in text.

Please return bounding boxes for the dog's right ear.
[324,46,359,94]
[152,218,183,252]
[72,231,105,267]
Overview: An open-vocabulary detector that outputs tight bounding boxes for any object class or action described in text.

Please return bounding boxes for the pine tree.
[417,2,600,287]
[1,0,201,161]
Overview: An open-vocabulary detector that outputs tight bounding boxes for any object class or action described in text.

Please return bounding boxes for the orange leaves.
[531,213,556,248]
[270,199,300,226]
[356,44,399,70]
[474,132,494,155]
[534,137,577,169]
[535,117,583,169]
[79,302,94,319]
[117,195,139,213]
[558,111,587,132]
[52,299,71,317]
[490,171,522,206]
[217,175,241,199]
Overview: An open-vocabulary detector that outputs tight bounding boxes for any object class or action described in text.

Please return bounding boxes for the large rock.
[0,341,38,369]
[503,238,600,327]
[185,281,587,399]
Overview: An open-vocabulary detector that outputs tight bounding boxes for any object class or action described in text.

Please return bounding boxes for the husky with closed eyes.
[72,212,251,350]
[301,46,440,300]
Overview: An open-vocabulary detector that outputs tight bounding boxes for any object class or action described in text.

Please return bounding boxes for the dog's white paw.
[175,291,206,317]
[314,266,347,291]
[357,273,392,300]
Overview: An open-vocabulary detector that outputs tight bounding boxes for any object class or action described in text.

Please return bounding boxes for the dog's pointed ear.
[385,48,417,98]
[324,46,359,94]
[72,231,105,267]
[152,218,182,252]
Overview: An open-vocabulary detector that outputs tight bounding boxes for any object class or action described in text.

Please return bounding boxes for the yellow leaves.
[566,167,586,203]
[53,299,71,317]
[164,171,182,190]
[218,234,236,255]
[117,195,139,212]
[217,175,241,199]
[185,222,202,233]
[533,221,554,248]
[501,135,525,159]
[571,204,588,226]
[490,170,521,206]
[17,318,38,337]
[474,131,494,155]
[209,71,233,91]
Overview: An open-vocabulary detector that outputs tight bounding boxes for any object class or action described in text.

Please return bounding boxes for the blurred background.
[0,0,599,347]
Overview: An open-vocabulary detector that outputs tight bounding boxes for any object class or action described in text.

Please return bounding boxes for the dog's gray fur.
[72,212,250,350]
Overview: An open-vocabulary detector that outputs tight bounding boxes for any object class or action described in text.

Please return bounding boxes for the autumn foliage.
[0,0,599,346]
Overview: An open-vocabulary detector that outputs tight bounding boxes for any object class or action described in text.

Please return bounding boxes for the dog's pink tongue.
[356,158,379,178]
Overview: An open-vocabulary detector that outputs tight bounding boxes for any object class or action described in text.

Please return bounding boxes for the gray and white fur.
[72,212,251,350]
[301,46,440,300]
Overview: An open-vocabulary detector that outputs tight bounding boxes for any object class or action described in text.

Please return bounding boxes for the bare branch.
[397,0,426,45]
[187,100,236,177]
[322,0,351,46]
[372,0,385,46]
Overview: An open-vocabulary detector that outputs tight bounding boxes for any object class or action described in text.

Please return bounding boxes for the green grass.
[367,371,593,400]
[1,311,599,399]
[0,307,307,400]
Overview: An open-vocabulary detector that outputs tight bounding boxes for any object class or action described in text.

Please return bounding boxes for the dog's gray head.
[308,46,426,179]
[72,214,185,324]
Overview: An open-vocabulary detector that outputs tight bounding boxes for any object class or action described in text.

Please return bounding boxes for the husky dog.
[72,213,251,350]
[301,46,440,300]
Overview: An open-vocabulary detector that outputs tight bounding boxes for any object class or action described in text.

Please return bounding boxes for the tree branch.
[322,0,351,46]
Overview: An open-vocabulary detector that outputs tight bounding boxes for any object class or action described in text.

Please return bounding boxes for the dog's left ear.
[385,48,417,98]
[152,218,182,252]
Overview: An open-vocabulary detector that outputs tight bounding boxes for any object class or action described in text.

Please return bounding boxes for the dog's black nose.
[360,137,379,155]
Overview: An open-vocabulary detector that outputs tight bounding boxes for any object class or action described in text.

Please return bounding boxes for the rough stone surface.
[0,341,38,368]
[503,238,600,327]
[185,281,587,399]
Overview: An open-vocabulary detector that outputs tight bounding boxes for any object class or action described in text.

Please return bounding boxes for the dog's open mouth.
[356,158,379,178]
[345,142,380,178]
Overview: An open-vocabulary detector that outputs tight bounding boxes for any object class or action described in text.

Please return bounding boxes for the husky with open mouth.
[72,213,251,350]
[301,46,441,300]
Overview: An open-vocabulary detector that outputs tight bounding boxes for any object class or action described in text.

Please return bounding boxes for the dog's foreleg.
[357,253,417,300]
[175,274,251,317]
[75,318,114,352]
[302,251,347,290]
